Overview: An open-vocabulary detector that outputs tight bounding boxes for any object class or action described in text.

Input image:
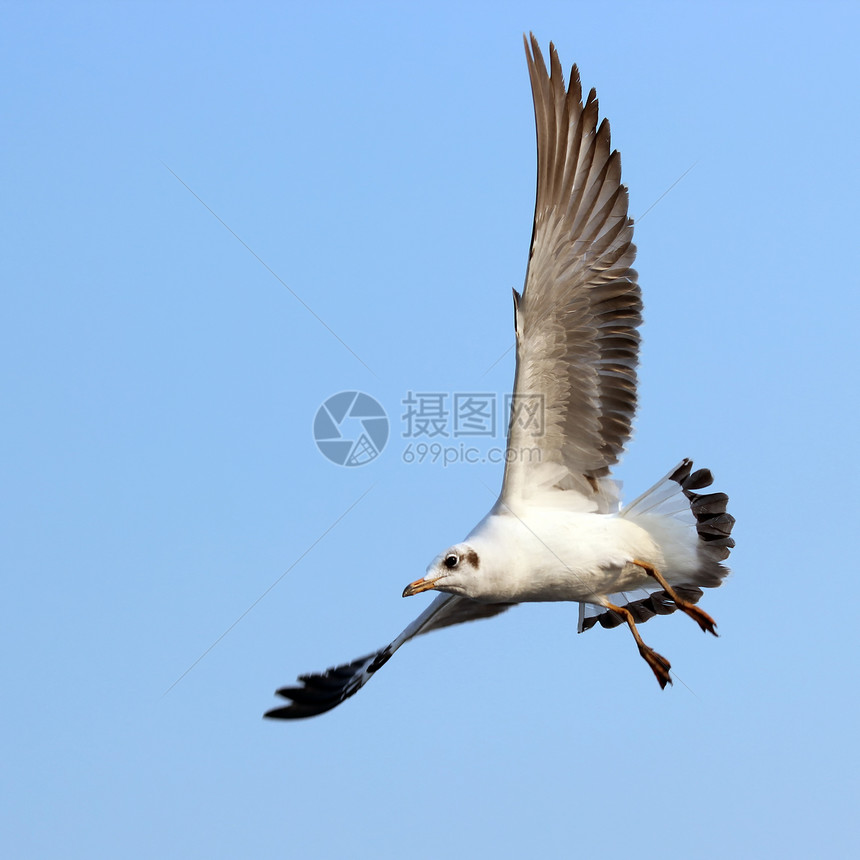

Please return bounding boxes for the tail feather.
[581,584,705,631]
[580,458,735,633]
[667,458,736,578]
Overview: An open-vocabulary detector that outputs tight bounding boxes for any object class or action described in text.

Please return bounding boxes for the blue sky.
[3,1,859,857]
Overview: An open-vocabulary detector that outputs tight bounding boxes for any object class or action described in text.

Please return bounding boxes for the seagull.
[265,34,735,720]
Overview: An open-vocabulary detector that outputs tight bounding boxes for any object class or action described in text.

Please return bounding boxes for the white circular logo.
[313,391,389,467]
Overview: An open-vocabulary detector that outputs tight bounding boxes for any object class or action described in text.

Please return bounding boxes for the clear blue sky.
[3,2,858,857]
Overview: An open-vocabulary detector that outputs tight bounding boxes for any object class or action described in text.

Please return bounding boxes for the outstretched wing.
[501,36,640,513]
[264,595,513,720]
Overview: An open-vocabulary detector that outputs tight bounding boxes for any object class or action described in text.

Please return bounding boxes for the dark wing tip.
[263,653,378,721]
[264,701,341,720]
[524,32,545,72]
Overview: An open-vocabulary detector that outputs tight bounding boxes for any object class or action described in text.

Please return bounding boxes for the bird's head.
[402,543,483,599]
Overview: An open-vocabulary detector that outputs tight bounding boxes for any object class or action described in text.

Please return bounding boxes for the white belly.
[468,510,667,604]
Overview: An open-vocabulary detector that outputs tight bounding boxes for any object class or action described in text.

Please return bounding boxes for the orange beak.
[402,577,440,597]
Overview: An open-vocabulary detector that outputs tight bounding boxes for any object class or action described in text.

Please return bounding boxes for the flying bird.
[265,35,735,720]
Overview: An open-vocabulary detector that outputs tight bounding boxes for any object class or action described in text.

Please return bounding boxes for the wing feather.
[502,36,640,513]
[264,596,512,719]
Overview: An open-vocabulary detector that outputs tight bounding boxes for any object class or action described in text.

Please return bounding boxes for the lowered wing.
[265,595,512,719]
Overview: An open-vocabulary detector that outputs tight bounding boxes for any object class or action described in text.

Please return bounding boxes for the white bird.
[265,35,735,720]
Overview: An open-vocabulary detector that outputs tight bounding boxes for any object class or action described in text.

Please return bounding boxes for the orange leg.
[633,559,719,637]
[605,601,672,689]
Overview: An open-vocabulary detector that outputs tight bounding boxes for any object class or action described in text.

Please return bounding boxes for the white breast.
[467,510,664,603]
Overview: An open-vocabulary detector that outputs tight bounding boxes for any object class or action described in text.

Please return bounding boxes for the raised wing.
[501,36,640,512]
[264,595,513,719]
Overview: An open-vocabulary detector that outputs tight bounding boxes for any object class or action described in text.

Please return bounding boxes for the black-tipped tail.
[580,458,736,633]
[668,458,736,581]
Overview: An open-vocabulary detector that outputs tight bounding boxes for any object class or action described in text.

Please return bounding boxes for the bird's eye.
[444,554,459,569]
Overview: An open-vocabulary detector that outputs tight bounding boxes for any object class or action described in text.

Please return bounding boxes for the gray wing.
[264,595,513,719]
[501,35,640,512]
